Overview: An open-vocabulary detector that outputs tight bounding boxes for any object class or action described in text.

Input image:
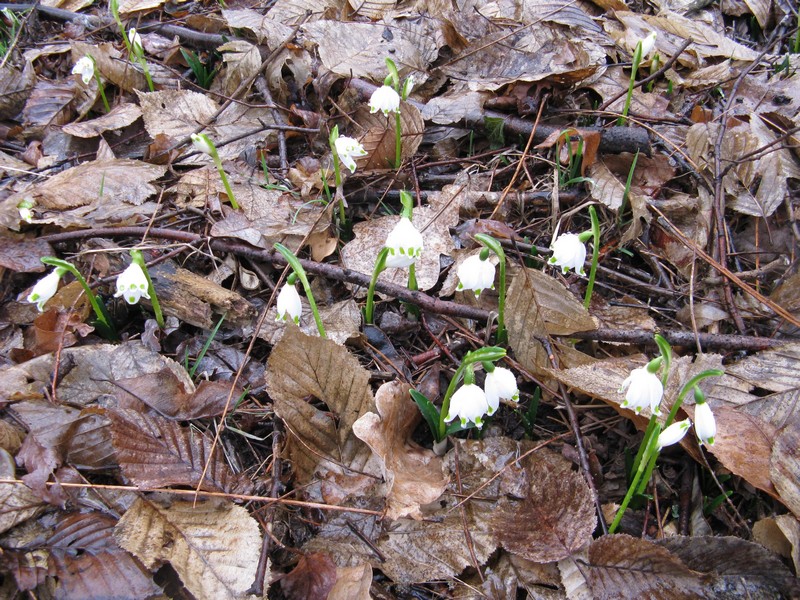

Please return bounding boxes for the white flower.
[369,85,400,116]
[276,283,302,324]
[17,200,34,223]
[657,419,691,451]
[27,270,62,311]
[457,254,495,297]
[549,232,586,275]
[384,217,423,268]
[128,28,143,55]
[694,401,716,446]
[445,384,489,428]
[190,133,214,156]
[402,75,414,99]
[334,136,367,173]
[114,262,150,305]
[484,367,519,415]
[72,56,94,85]
[620,366,663,415]
[640,31,657,57]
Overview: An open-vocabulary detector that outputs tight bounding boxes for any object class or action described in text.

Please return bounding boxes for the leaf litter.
[0,0,799,597]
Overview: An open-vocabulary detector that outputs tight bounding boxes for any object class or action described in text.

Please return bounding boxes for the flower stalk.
[191,133,239,210]
[620,32,657,126]
[583,206,600,308]
[39,257,117,340]
[274,243,326,338]
[129,250,164,328]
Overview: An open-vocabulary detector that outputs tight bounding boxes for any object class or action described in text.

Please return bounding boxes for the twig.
[542,338,608,535]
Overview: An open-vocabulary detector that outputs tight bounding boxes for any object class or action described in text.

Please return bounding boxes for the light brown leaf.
[0,59,35,120]
[107,408,253,495]
[221,8,294,45]
[327,563,372,600]
[771,418,800,520]
[725,342,800,393]
[352,381,448,520]
[70,41,147,92]
[353,101,424,170]
[115,495,261,600]
[62,103,142,138]
[266,326,379,501]
[257,298,361,346]
[216,41,263,98]
[585,534,708,598]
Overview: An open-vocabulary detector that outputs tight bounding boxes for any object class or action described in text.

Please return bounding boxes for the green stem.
[654,333,672,387]
[619,42,643,126]
[89,57,110,113]
[583,206,600,308]
[663,370,724,429]
[394,111,402,169]
[40,257,117,340]
[473,233,507,343]
[437,346,506,441]
[365,248,389,325]
[130,250,164,329]
[274,243,326,338]
[209,146,239,210]
[110,0,132,58]
[139,58,155,92]
[609,425,660,533]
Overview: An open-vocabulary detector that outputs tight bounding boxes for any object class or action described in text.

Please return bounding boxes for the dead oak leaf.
[352,381,448,520]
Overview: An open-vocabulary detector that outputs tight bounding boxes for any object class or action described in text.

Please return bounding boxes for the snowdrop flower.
[445,384,489,429]
[484,367,519,415]
[384,217,423,268]
[657,419,691,451]
[694,398,716,446]
[620,365,663,415]
[640,31,657,58]
[549,232,586,275]
[115,262,150,305]
[72,56,94,85]
[190,133,214,156]
[457,253,495,297]
[128,28,143,55]
[17,199,34,223]
[401,75,414,99]
[276,283,302,324]
[27,270,63,311]
[334,136,367,173]
[369,85,400,116]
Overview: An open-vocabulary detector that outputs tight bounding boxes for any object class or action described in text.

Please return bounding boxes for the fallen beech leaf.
[0,236,53,272]
[115,495,262,600]
[62,103,142,138]
[771,418,800,519]
[353,101,424,170]
[327,563,372,600]
[108,408,253,495]
[353,381,448,520]
[0,448,45,534]
[280,552,337,600]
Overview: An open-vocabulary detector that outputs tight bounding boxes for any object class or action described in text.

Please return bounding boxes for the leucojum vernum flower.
[608,333,723,534]
[548,205,601,309]
[370,57,414,168]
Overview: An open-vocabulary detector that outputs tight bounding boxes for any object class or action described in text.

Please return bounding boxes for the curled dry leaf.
[62,103,143,138]
[115,495,262,600]
[352,381,448,520]
[266,326,380,503]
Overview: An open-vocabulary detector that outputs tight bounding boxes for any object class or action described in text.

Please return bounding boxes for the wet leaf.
[115,495,262,600]
[107,408,253,495]
[352,381,449,520]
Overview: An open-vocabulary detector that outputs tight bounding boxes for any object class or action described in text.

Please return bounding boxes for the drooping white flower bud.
[657,419,691,450]
[72,56,95,85]
[369,85,401,116]
[549,232,586,276]
[27,270,63,311]
[276,283,302,324]
[333,136,367,173]
[457,253,495,297]
[190,133,214,156]
[640,31,657,57]
[114,262,150,305]
[484,367,519,415]
[128,28,143,56]
[384,217,423,268]
[620,365,663,415]
[694,399,716,446]
[445,384,489,429]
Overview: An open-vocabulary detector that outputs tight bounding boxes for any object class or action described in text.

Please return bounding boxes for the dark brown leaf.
[107,408,253,494]
[280,552,338,600]
[0,236,53,272]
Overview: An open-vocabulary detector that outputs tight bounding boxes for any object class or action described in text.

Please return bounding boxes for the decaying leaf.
[0,448,45,535]
[107,408,253,495]
[771,418,800,520]
[266,326,380,502]
[115,495,261,600]
[352,381,448,520]
[280,552,337,600]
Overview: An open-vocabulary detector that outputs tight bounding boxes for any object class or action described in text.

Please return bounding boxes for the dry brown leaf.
[352,381,449,520]
[221,8,294,45]
[421,91,488,124]
[353,101,424,170]
[0,60,35,120]
[327,563,372,600]
[0,448,45,535]
[0,236,53,273]
[268,0,337,24]
[771,418,800,519]
[115,495,261,600]
[725,342,800,393]
[585,534,709,598]
[280,552,337,600]
[340,185,460,293]
[62,103,142,138]
[266,326,379,501]
[3,511,162,599]
[257,298,361,346]
[70,41,147,92]
[216,41,263,98]
[107,408,253,495]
